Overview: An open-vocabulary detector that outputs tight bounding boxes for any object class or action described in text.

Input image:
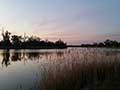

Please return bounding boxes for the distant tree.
[26,36,41,48]
[104,39,112,47]
[98,42,105,47]
[119,42,120,47]
[11,35,22,49]
[27,36,41,42]
[55,39,66,46]
[93,42,98,47]
[104,39,119,47]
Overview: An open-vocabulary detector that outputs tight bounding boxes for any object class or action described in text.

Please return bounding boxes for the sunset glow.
[0,0,120,44]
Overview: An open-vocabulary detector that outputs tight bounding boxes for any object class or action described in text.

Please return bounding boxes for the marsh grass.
[36,48,120,90]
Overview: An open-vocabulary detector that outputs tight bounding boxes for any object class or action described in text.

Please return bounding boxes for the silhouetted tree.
[25,36,42,49]
[27,36,41,42]
[2,30,11,49]
[80,39,120,48]
[104,39,113,47]
[98,42,105,47]
[55,39,66,45]
[112,40,119,47]
[55,39,67,48]
[104,39,119,47]
[93,42,98,47]
[0,30,67,49]
[11,35,22,49]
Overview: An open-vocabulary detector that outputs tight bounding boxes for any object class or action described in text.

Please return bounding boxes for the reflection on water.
[0,48,120,90]
[2,51,10,67]
[0,49,66,90]
[0,50,58,67]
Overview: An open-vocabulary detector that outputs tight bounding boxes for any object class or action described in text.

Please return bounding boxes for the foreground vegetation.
[36,48,120,90]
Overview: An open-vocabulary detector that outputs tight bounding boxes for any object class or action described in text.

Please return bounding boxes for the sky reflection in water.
[0,48,120,90]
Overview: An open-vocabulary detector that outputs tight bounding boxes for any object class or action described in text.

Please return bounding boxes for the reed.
[37,48,120,90]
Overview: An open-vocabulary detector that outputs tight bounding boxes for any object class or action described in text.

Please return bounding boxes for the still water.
[0,48,120,90]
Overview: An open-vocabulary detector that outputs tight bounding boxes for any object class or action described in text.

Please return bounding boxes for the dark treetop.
[80,39,120,48]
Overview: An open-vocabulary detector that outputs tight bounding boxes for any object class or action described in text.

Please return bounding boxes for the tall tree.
[2,30,11,49]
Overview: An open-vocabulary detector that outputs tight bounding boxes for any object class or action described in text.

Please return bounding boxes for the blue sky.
[0,0,120,44]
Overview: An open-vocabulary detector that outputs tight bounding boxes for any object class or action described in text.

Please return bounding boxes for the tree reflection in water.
[26,52,40,60]
[11,51,21,62]
[1,50,60,67]
[2,50,10,67]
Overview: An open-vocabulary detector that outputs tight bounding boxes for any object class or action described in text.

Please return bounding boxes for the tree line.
[0,30,67,49]
[81,39,120,48]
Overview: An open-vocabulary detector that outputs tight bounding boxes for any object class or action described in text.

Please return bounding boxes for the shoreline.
[0,46,120,50]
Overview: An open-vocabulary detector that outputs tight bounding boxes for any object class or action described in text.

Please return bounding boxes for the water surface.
[0,48,120,90]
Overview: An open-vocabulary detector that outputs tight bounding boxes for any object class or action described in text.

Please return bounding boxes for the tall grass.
[36,48,120,90]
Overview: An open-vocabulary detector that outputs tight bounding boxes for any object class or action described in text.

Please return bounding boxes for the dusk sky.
[0,0,120,44]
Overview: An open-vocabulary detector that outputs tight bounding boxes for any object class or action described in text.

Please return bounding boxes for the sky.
[0,0,120,44]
